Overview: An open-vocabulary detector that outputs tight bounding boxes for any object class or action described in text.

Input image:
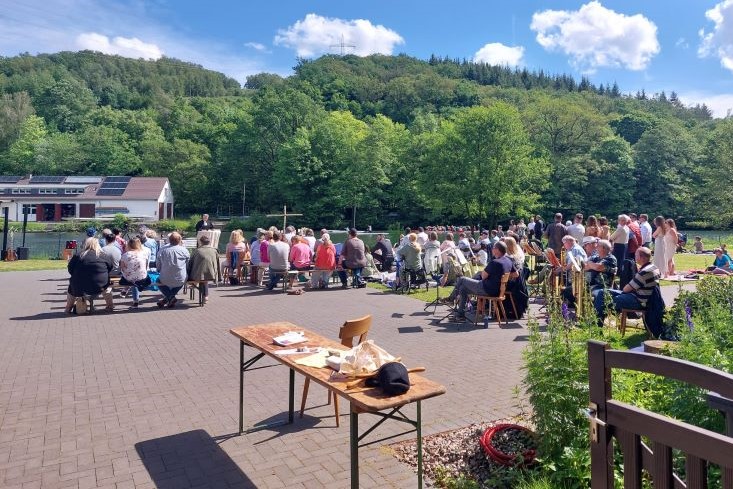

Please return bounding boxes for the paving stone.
[0,269,549,487]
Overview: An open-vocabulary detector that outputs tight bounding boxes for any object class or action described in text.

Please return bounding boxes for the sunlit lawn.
[367,281,453,302]
[0,259,69,272]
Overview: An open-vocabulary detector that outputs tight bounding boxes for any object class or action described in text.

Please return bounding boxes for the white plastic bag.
[338,340,396,376]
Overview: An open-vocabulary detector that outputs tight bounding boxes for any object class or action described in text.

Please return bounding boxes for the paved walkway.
[0,272,691,488]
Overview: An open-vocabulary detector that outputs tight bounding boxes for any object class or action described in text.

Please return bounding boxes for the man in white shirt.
[567,213,586,242]
[416,227,428,247]
[639,214,653,248]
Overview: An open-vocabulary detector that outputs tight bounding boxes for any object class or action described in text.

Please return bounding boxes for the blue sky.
[3,0,733,115]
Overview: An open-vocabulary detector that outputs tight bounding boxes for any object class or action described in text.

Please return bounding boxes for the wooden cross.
[266,205,303,230]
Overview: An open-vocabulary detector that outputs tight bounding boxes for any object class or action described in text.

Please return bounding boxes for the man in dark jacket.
[441,241,513,320]
[195,214,215,232]
[372,234,394,271]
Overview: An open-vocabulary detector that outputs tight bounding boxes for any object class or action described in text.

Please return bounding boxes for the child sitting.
[693,236,704,254]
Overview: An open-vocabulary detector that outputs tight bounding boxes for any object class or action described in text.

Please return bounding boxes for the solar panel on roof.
[96,188,126,196]
[65,176,102,184]
[29,176,65,184]
[103,176,131,184]
[0,176,23,183]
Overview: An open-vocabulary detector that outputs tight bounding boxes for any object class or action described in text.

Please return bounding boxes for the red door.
[159,203,164,219]
[79,204,95,218]
[166,203,173,219]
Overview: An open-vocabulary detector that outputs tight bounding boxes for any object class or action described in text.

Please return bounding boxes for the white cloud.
[76,32,163,59]
[0,0,269,83]
[677,91,733,118]
[699,0,733,72]
[274,13,404,57]
[245,42,268,52]
[676,37,690,50]
[473,43,524,66]
[530,1,659,72]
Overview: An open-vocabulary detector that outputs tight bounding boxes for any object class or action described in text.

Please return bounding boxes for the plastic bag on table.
[338,340,396,376]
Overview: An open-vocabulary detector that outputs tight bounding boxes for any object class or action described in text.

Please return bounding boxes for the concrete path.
[0,271,691,488]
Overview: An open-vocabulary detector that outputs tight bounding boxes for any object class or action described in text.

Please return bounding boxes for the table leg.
[350,407,359,489]
[239,340,244,434]
[417,400,423,489]
[288,368,295,424]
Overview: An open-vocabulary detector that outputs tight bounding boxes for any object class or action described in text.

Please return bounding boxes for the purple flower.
[685,301,693,332]
[562,302,570,320]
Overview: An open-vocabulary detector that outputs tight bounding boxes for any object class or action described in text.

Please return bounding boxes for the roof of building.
[0,176,170,201]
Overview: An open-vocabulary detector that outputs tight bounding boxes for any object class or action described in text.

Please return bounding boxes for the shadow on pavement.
[135,429,255,489]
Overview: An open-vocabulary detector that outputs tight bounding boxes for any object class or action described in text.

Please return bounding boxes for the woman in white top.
[652,216,668,278]
[609,214,630,267]
[665,218,679,277]
[119,237,149,307]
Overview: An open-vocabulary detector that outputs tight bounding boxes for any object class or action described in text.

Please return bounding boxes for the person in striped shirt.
[594,247,659,326]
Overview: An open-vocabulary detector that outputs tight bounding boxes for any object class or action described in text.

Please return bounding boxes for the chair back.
[230,250,240,269]
[339,314,372,348]
[498,272,510,299]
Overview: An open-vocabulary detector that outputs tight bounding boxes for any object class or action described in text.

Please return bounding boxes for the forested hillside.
[1,51,731,228]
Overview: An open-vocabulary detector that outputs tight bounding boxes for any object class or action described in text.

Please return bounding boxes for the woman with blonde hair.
[504,236,525,272]
[585,216,599,237]
[119,237,149,307]
[223,229,249,279]
[65,237,114,313]
[598,217,611,240]
[665,218,679,276]
[652,216,668,278]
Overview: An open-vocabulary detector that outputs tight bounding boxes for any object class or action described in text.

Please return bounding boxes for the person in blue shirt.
[141,230,159,269]
[708,248,733,275]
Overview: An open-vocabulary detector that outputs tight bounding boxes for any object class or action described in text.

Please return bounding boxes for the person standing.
[652,216,668,278]
[609,215,630,266]
[639,214,653,248]
[195,214,215,232]
[567,213,585,242]
[156,232,190,308]
[665,219,679,277]
[416,227,429,247]
[544,213,567,255]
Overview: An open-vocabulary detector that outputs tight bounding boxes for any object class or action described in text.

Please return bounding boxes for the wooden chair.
[299,315,372,427]
[619,309,651,338]
[474,273,510,327]
[503,271,520,319]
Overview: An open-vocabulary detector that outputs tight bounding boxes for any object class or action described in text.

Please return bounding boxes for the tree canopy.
[0,50,727,228]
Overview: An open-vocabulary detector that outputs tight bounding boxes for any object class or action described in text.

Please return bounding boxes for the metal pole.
[417,401,423,489]
[239,341,244,434]
[242,183,246,218]
[288,368,295,424]
[22,206,28,247]
[353,203,356,230]
[1,206,8,260]
[350,408,359,489]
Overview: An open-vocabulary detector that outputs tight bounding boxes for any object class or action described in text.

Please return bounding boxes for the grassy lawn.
[0,259,69,272]
[672,252,712,271]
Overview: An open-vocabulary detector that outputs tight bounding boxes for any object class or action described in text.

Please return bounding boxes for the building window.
[21,204,37,215]
[64,188,84,195]
[11,188,30,195]
[39,188,56,194]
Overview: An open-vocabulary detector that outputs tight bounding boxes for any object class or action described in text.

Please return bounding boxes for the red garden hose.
[479,423,537,466]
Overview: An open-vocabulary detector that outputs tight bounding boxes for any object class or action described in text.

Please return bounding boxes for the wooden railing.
[588,340,733,488]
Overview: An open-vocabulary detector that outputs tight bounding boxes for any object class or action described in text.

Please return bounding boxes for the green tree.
[0,92,34,151]
[422,104,549,226]
[34,78,97,131]
[5,115,47,174]
[695,119,733,226]
[586,136,635,215]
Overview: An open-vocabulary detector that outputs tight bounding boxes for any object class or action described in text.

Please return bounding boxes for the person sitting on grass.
[187,235,220,303]
[693,236,704,254]
[65,238,114,313]
[362,246,379,279]
[439,241,513,321]
[707,248,733,275]
[156,232,190,308]
[594,247,659,327]
[310,234,336,289]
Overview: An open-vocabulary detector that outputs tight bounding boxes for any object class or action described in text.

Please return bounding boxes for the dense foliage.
[0,51,729,228]
[524,278,733,487]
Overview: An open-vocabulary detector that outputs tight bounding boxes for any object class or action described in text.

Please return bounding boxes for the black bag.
[229,275,240,285]
[365,362,410,396]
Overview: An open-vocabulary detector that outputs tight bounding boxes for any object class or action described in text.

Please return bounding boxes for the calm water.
[5,230,389,258]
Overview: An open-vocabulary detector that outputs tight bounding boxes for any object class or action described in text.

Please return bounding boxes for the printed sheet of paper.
[294,349,330,368]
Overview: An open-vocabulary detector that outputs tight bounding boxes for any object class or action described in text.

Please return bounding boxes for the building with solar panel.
[0,175,174,222]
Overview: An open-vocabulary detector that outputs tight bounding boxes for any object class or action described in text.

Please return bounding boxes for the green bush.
[524,279,733,487]
[224,212,274,232]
